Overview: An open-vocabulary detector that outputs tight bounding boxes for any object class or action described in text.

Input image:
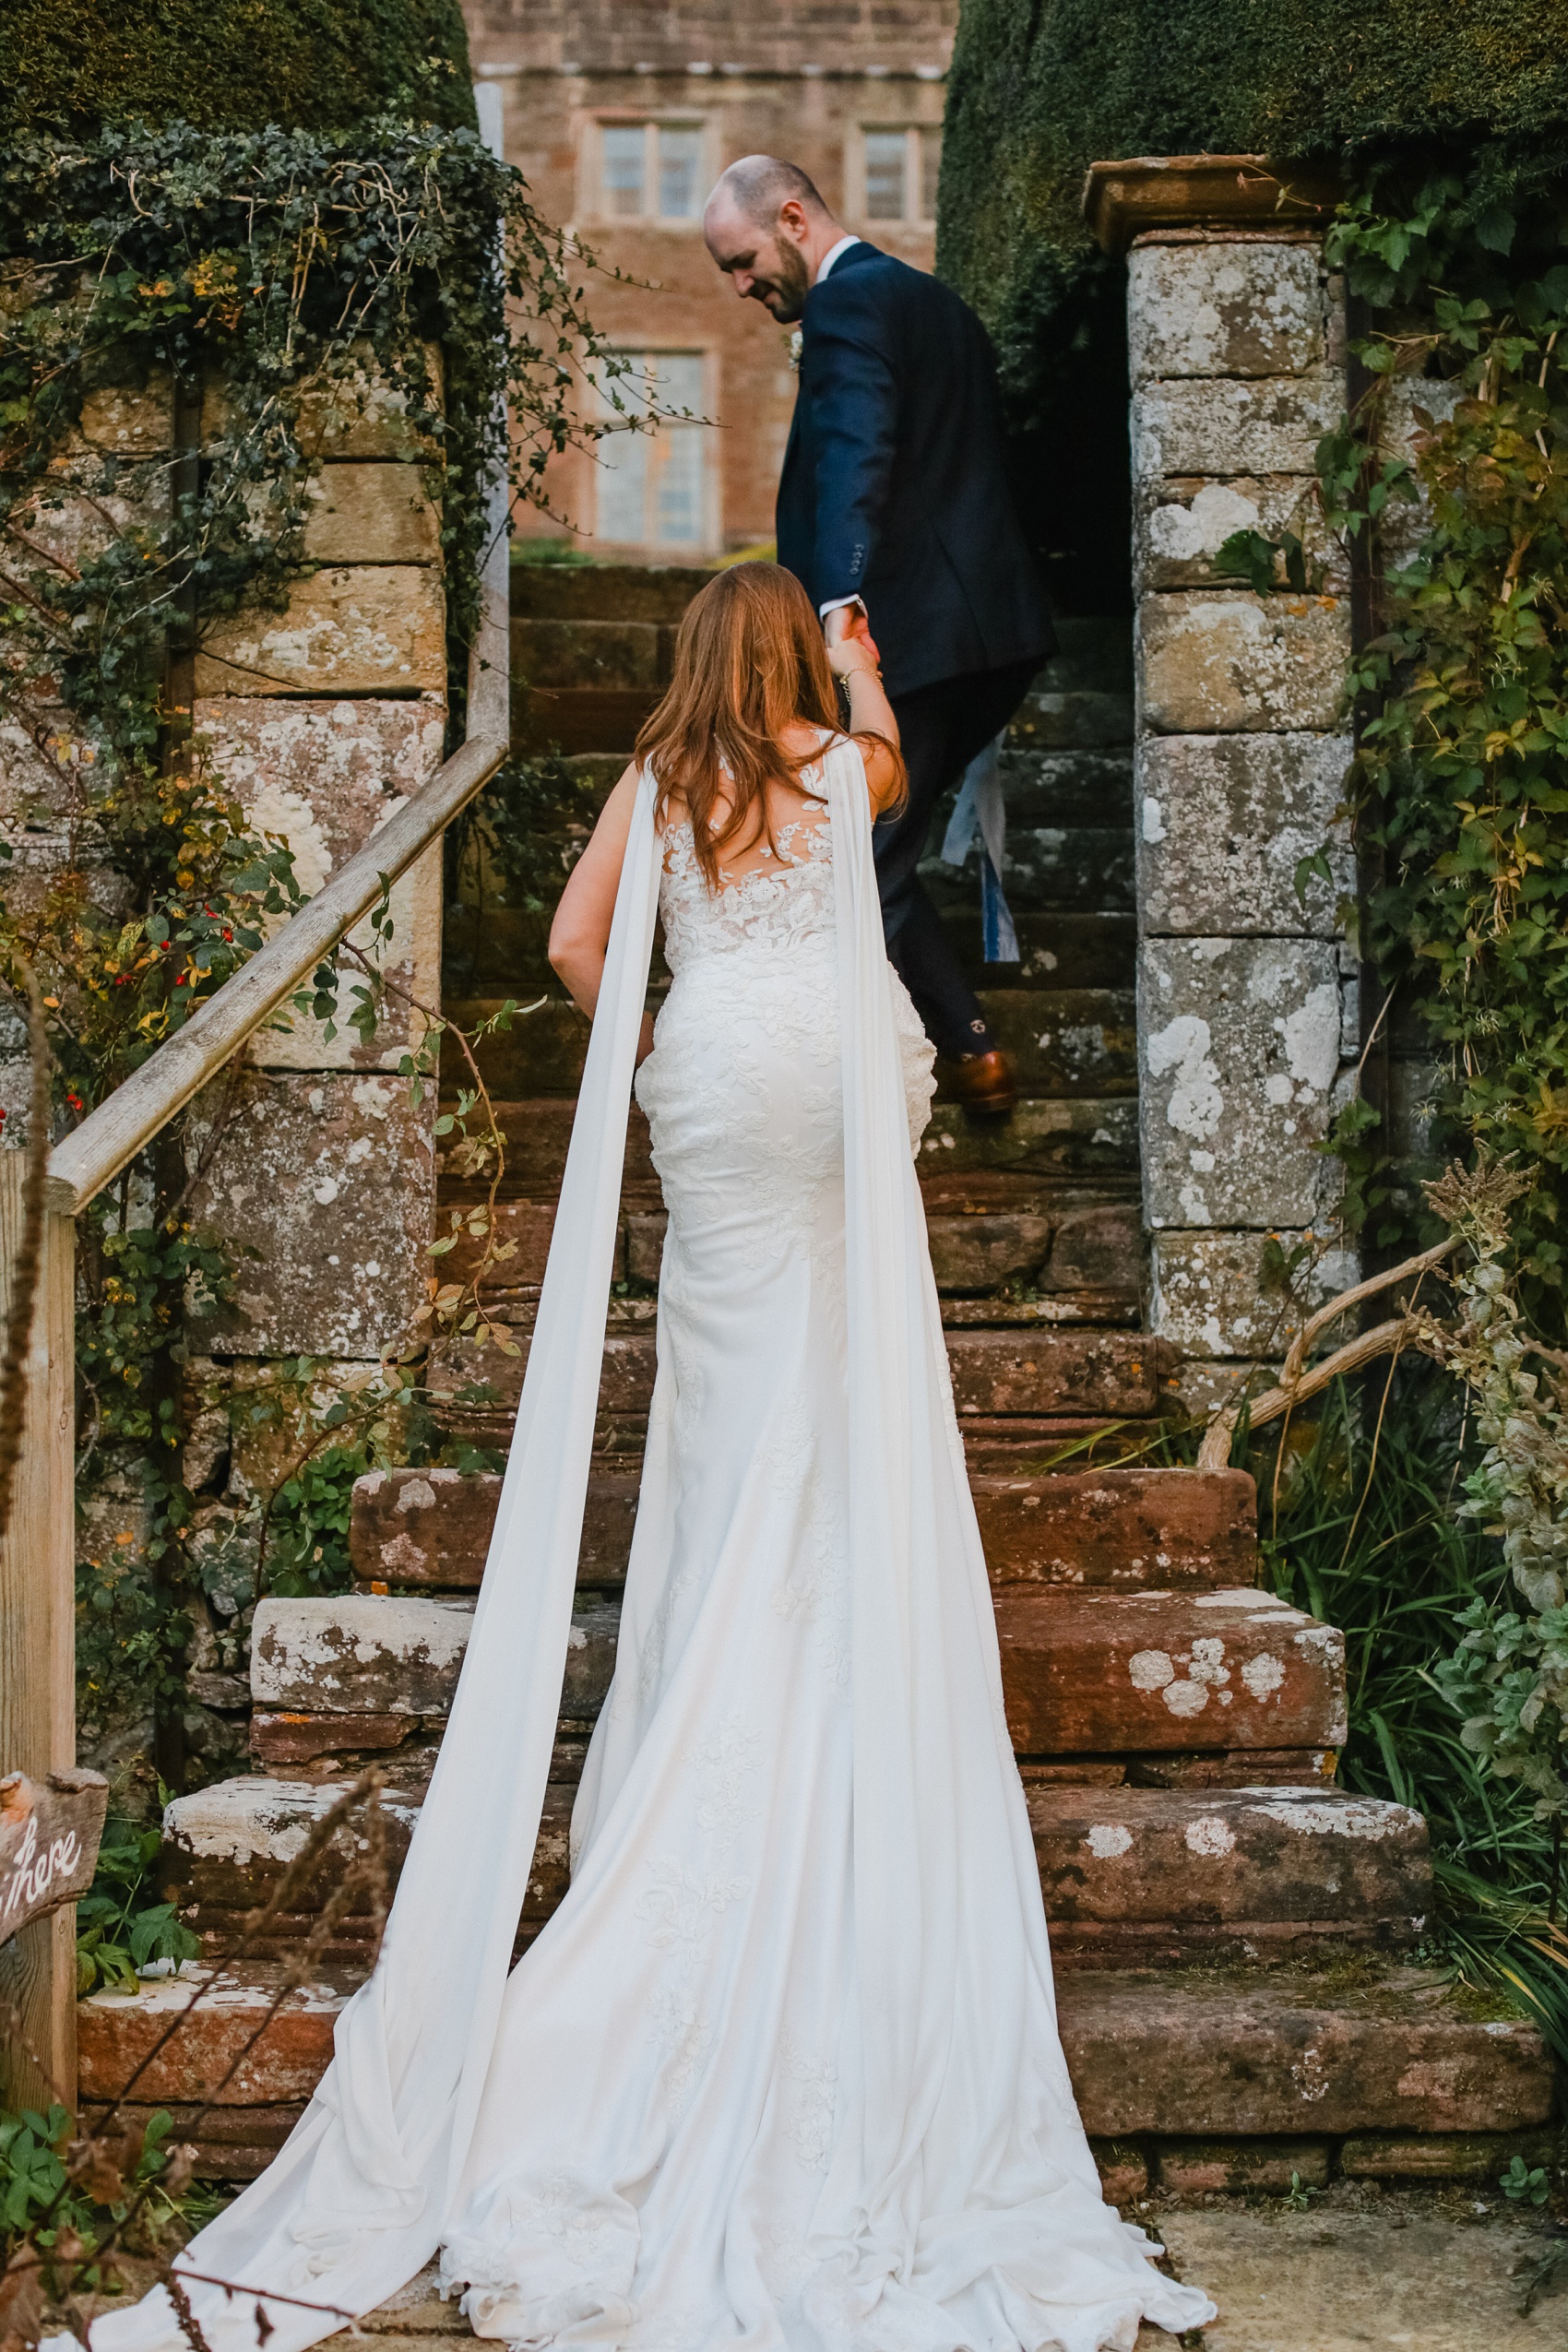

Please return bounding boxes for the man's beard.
[758,242,812,323]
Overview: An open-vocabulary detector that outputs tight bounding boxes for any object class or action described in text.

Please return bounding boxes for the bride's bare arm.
[549,763,658,1058]
[824,628,902,813]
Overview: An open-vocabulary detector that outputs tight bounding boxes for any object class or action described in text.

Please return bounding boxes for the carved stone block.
[1132,369,1343,482]
[1136,733,1353,936]
[196,567,445,697]
[1138,592,1348,734]
[1128,242,1326,384]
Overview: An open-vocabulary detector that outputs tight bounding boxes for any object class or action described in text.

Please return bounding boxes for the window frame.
[586,115,712,227]
[589,347,719,555]
[853,123,941,227]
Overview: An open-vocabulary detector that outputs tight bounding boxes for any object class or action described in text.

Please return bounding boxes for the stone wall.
[1126,232,1358,1409]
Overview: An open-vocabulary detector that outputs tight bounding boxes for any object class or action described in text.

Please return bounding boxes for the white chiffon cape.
[65,748,1212,2352]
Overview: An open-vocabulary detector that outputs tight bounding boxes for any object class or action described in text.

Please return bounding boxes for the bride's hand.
[824,602,882,677]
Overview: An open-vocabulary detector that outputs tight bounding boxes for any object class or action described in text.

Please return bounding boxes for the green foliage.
[939,1,1568,605]
[1501,2153,1552,2205]
[262,1443,370,1598]
[0,1,475,138]
[75,1817,200,1996]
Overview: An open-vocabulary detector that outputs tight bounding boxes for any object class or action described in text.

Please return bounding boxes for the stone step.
[1029,1785,1431,1966]
[160,1778,1423,1975]
[942,909,1136,992]
[444,990,1137,1104]
[510,562,717,625]
[244,1575,1333,1770]
[346,1466,1257,1597]
[998,1587,1346,1757]
[79,1958,1554,2144]
[427,1324,1166,1431]
[438,1194,1141,1309]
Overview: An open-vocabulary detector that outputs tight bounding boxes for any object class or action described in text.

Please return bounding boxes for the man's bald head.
[703,154,844,323]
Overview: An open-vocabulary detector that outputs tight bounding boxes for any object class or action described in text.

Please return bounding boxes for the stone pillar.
[1087,161,1359,1412]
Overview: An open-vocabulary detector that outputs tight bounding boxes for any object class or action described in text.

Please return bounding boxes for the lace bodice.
[657,790,834,972]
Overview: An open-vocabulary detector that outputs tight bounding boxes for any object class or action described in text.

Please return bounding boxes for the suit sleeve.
[802,290,898,606]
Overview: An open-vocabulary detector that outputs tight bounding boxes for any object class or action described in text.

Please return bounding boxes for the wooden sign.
[0,1770,108,1942]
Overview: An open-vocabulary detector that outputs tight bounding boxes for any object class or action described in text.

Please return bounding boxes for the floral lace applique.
[647,1979,713,2118]
[684,1716,762,1851]
[658,793,835,972]
[636,1859,752,1950]
[778,2029,838,2171]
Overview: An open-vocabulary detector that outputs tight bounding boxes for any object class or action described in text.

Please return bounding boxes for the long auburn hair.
[635,561,905,887]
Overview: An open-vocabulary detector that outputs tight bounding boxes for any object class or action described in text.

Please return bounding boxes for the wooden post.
[0,1162,77,2115]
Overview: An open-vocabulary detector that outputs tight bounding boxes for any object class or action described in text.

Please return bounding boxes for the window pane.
[653,352,705,412]
[597,423,647,541]
[653,429,704,543]
[864,131,907,221]
[658,125,704,220]
[921,128,942,221]
[597,353,708,547]
[602,125,646,218]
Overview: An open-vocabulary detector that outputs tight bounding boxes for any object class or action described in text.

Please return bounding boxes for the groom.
[703,154,1052,1114]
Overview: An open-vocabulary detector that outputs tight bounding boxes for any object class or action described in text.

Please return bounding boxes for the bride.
[76,565,1213,2352]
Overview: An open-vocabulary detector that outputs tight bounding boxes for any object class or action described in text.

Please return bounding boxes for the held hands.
[824,600,883,680]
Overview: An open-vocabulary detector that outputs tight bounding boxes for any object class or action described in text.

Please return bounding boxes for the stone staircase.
[79,565,1557,2200]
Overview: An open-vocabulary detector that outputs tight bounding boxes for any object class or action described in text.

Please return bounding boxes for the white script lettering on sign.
[0,1771,108,1941]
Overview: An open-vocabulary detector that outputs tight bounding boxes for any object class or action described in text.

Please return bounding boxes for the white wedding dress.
[71,742,1213,2352]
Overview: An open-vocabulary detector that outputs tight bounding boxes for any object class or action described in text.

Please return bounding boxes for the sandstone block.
[77,1962,357,2105]
[1006,690,1134,754]
[946,1331,1160,1420]
[1057,1970,1554,2137]
[1029,1785,1429,1936]
[78,375,173,456]
[450,998,593,1099]
[1138,591,1348,735]
[1134,476,1348,595]
[302,464,441,565]
[430,1328,656,1422]
[184,1072,434,1356]
[250,1712,422,1764]
[441,1197,573,1289]
[1338,2129,1561,2182]
[1150,1229,1358,1360]
[975,1467,1257,1590]
[965,991,1137,1099]
[203,345,443,460]
[1044,1203,1143,1293]
[926,1213,1055,1293]
[250,1595,620,1720]
[196,567,445,696]
[1128,243,1326,384]
[1153,2137,1333,2193]
[915,1099,1139,1182]
[348,1467,638,1590]
[513,616,663,691]
[1088,2142,1148,2205]
[442,1098,659,1205]
[78,2100,305,2184]
[1136,732,1352,936]
[1138,936,1348,1229]
[994,1586,1347,1754]
[195,695,445,1068]
[1131,369,1343,481]
[508,563,715,624]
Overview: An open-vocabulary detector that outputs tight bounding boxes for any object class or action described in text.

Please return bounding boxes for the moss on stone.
[939,0,1568,610]
[0,0,476,137]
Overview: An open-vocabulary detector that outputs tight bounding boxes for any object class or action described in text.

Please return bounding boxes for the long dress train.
[66,743,1213,2352]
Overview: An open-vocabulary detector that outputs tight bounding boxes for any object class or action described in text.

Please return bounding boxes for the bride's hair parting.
[636,561,906,887]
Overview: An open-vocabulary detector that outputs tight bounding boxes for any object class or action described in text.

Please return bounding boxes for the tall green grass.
[1251,1368,1568,2064]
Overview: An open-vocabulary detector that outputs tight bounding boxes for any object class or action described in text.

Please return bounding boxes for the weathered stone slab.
[1154,2137,1332,2192]
[966,991,1138,1099]
[1136,732,1353,936]
[78,2099,307,2184]
[348,1467,638,1589]
[512,683,660,758]
[947,1331,1161,1420]
[992,749,1133,830]
[1131,369,1343,481]
[250,1594,620,1718]
[77,1962,361,2104]
[1138,936,1347,1229]
[509,562,715,624]
[915,1099,1139,1182]
[196,567,445,696]
[1150,1229,1357,1359]
[449,999,593,1098]
[184,1072,434,1356]
[994,1586,1347,1753]
[1138,591,1348,734]
[975,1467,1257,1589]
[1128,243,1326,384]
[302,464,441,565]
[1057,1968,1554,2136]
[513,616,663,691]
[1029,1785,1429,1932]
[1044,1203,1143,1293]
[430,1328,656,1420]
[442,1197,574,1289]
[925,1213,1056,1292]
[1338,2128,1562,2181]
[78,374,173,456]
[442,1098,659,1203]
[203,346,443,460]
[1006,690,1134,754]
[932,828,1133,913]
[195,695,445,1069]
[250,1712,422,1764]
[1134,476,1348,595]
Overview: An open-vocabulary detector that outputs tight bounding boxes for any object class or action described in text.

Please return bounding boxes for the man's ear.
[777,198,811,246]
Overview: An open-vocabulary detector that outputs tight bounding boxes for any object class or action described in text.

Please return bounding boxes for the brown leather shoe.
[952,1048,1016,1117]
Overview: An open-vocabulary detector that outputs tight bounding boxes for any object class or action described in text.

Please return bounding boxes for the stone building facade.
[462,1,956,558]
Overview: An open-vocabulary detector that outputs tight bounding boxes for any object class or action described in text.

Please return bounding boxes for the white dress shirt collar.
[814,234,861,285]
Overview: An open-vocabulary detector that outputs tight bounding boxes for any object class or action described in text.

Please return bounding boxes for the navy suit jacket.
[776,241,1052,699]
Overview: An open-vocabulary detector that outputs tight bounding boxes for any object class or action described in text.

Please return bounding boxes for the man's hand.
[824,600,881,672]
